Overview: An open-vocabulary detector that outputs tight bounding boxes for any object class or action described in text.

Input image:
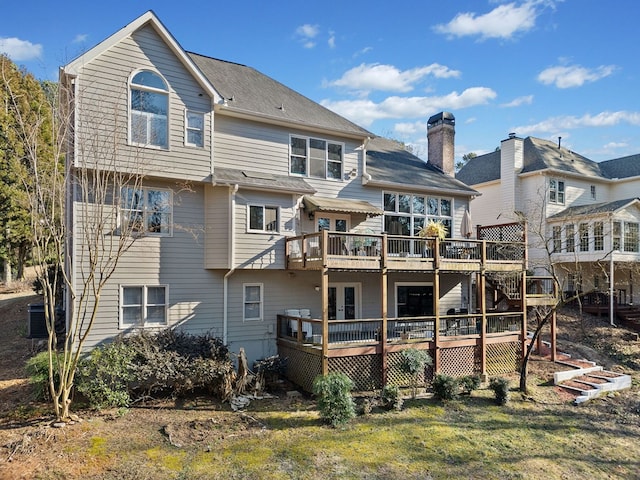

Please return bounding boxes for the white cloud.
[0,37,42,61]
[295,24,319,48]
[321,87,496,126]
[73,34,88,44]
[328,30,336,49]
[603,141,628,149]
[501,95,534,107]
[537,64,617,88]
[327,63,461,93]
[433,1,542,40]
[514,111,640,135]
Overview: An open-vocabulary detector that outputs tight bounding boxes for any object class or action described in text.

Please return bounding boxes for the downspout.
[361,136,372,185]
[223,184,239,345]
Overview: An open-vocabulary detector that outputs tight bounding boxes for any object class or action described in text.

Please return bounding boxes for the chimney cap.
[427,111,455,128]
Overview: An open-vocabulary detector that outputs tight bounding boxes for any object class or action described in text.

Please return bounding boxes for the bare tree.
[3,57,150,421]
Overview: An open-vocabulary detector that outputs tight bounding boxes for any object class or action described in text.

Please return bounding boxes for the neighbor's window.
[120,285,168,327]
[383,192,452,237]
[590,185,597,200]
[289,135,343,180]
[121,187,172,236]
[185,110,204,147]
[243,284,263,321]
[130,70,169,148]
[579,223,589,252]
[248,205,279,233]
[624,222,639,253]
[549,179,565,205]
[565,224,575,252]
[613,221,621,250]
[552,226,562,252]
[593,222,604,251]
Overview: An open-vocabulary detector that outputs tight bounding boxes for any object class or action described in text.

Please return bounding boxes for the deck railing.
[278,312,524,347]
[286,231,526,271]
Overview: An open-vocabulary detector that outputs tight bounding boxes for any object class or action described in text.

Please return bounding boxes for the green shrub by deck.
[431,374,459,401]
[312,372,356,427]
[488,377,510,405]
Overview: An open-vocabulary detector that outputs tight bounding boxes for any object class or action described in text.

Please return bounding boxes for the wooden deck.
[286,231,525,273]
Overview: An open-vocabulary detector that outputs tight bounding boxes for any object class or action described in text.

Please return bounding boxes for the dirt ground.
[1,283,639,479]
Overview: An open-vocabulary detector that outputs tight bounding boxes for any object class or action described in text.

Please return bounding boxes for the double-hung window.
[185,110,204,147]
[624,222,639,252]
[579,223,589,252]
[130,70,169,148]
[121,187,172,236]
[289,135,343,180]
[593,222,604,251]
[383,192,452,237]
[120,285,168,327]
[549,179,565,205]
[565,224,575,252]
[243,284,263,321]
[552,226,562,252]
[248,205,279,233]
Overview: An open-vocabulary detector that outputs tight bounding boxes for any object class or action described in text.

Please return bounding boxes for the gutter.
[223,184,239,345]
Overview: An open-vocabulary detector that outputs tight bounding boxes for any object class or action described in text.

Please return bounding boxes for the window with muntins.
[383,192,452,237]
[121,187,172,236]
[130,70,168,148]
[243,284,263,321]
[594,222,604,251]
[185,110,204,147]
[579,223,589,252]
[552,226,561,252]
[549,179,565,205]
[248,205,279,233]
[565,224,575,252]
[624,222,639,252]
[289,135,343,180]
[121,285,168,327]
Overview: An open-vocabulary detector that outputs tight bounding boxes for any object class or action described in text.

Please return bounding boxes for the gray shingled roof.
[455,150,500,185]
[599,154,640,179]
[188,53,371,138]
[213,167,316,194]
[366,137,477,194]
[548,198,640,220]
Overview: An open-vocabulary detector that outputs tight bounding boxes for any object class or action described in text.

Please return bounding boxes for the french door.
[328,283,359,320]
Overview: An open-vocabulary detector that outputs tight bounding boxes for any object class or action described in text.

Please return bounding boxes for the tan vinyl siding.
[204,185,231,269]
[73,25,212,182]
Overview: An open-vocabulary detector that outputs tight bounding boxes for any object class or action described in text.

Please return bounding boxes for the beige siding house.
[61,11,549,391]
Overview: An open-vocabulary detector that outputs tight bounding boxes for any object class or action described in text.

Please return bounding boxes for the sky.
[2,0,640,163]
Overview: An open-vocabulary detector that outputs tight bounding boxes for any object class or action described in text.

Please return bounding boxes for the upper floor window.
[552,226,561,253]
[248,205,279,233]
[290,135,343,180]
[130,70,168,148]
[121,187,172,236]
[579,223,589,252]
[120,285,168,328]
[549,179,565,205]
[624,222,639,252]
[565,224,575,252]
[590,185,597,200]
[613,221,621,250]
[594,222,604,251]
[185,110,204,147]
[383,192,452,237]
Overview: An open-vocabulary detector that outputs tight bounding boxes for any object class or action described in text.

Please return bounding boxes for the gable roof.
[365,137,478,196]
[599,154,640,179]
[548,198,640,220]
[188,53,371,139]
[62,11,220,102]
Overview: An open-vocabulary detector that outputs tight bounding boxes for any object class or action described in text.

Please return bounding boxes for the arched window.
[130,70,168,148]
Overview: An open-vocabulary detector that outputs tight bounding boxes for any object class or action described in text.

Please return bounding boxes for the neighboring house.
[457,134,640,308]
[60,11,550,391]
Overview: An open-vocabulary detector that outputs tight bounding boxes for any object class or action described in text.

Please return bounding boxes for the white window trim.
[247,205,280,233]
[243,283,264,322]
[289,134,344,181]
[121,186,173,237]
[184,109,205,148]
[128,69,170,150]
[119,284,169,329]
[549,178,565,205]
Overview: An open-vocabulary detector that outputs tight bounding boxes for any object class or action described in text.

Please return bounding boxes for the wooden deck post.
[479,270,487,380]
[550,280,558,361]
[381,266,388,385]
[321,267,329,376]
[433,268,441,374]
[522,271,529,364]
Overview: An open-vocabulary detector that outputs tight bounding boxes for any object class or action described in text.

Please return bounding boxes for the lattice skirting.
[328,354,383,391]
[386,350,435,387]
[278,345,322,392]
[439,345,480,377]
[486,342,521,375]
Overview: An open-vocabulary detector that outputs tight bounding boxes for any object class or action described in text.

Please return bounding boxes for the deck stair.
[615,305,640,332]
[553,353,632,404]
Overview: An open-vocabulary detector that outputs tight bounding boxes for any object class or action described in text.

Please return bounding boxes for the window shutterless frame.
[119,284,169,328]
[243,283,263,321]
[128,69,170,149]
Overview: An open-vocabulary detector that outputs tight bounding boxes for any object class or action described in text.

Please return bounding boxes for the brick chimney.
[427,111,455,176]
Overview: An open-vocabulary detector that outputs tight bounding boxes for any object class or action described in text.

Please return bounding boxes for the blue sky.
[2,0,639,163]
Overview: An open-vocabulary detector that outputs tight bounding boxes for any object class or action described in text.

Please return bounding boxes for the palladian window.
[130,70,169,148]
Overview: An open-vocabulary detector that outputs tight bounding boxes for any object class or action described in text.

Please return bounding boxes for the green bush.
[381,384,403,411]
[431,374,459,401]
[312,372,356,427]
[399,348,432,398]
[459,374,482,395]
[488,377,510,405]
[25,351,60,401]
[76,341,135,408]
